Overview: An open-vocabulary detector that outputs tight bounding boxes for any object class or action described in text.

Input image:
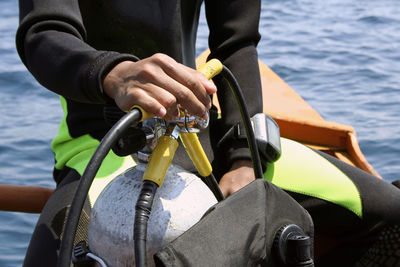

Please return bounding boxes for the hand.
[102,53,217,119]
[219,160,256,197]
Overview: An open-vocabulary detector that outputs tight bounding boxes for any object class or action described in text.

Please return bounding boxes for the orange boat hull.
[196,50,380,178]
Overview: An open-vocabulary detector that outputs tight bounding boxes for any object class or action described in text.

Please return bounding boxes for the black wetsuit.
[17,0,262,265]
[16,0,263,183]
[16,0,400,266]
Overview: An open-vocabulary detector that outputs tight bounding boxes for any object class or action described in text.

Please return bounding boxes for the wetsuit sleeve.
[204,0,263,175]
[16,0,138,104]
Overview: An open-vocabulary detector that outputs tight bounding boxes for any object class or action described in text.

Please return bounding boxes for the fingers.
[150,54,216,117]
[104,54,218,119]
[153,72,209,118]
[188,67,217,95]
[160,60,214,107]
[128,87,168,118]
[117,82,180,119]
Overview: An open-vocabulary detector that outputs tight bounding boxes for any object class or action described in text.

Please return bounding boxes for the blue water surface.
[1,0,399,265]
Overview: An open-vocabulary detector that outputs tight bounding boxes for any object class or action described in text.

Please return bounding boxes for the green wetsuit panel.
[264,138,363,218]
[51,101,362,217]
[51,96,137,204]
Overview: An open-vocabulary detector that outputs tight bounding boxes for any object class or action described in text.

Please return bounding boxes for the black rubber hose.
[204,173,224,201]
[57,108,143,267]
[220,66,264,179]
[134,180,158,267]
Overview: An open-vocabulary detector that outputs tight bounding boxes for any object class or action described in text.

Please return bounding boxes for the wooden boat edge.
[196,50,380,178]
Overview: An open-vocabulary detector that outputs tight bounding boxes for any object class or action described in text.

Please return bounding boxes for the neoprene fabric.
[16,0,263,181]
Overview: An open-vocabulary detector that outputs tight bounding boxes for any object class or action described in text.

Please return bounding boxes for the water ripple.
[357,15,398,25]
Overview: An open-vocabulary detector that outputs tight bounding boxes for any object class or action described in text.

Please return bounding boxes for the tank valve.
[273,224,314,267]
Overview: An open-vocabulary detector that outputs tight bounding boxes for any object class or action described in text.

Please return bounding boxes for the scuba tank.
[87,109,219,266]
[88,163,217,266]
[59,59,313,267]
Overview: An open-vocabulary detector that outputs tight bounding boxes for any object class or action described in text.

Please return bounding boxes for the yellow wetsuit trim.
[264,138,363,218]
[51,96,136,205]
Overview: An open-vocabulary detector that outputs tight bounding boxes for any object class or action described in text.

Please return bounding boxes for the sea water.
[1,0,399,265]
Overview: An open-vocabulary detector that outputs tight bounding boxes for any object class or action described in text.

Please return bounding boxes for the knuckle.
[184,78,198,90]
[152,53,168,63]
[175,89,190,102]
[152,53,175,68]
[185,77,206,96]
[163,95,177,109]
[152,53,164,59]
[138,65,156,79]
[129,89,142,100]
